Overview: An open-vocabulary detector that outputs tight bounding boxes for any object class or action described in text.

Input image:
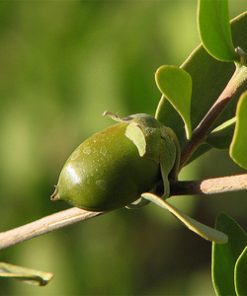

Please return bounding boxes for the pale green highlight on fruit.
[198,0,237,62]
[230,92,247,169]
[234,246,247,295]
[155,65,192,139]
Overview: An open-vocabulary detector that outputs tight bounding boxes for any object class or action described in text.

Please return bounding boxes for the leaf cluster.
[155,0,247,294]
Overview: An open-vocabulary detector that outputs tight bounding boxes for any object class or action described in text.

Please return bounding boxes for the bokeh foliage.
[0,1,246,295]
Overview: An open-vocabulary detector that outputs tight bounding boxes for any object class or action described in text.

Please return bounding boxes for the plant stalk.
[0,208,103,251]
[180,63,247,169]
[0,174,247,251]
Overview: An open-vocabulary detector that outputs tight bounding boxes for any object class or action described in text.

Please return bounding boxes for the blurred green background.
[0,1,246,295]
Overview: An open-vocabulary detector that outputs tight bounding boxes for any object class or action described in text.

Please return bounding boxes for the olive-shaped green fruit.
[51,113,179,211]
[50,113,230,244]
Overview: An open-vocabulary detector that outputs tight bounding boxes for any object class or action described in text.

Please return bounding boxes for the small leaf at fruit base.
[198,0,238,62]
[230,92,247,169]
[212,213,247,296]
[159,134,176,198]
[125,123,147,157]
[141,193,227,244]
[234,246,247,295]
[155,65,192,139]
[207,117,236,149]
[0,262,53,286]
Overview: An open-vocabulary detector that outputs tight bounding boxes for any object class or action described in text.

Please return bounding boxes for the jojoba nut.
[51,114,162,211]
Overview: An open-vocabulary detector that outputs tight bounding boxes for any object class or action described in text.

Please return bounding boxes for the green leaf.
[235,246,247,295]
[155,65,192,139]
[142,193,227,243]
[156,12,247,160]
[230,92,247,169]
[212,213,247,296]
[207,117,236,149]
[125,122,147,157]
[0,262,53,286]
[159,128,177,197]
[198,0,237,62]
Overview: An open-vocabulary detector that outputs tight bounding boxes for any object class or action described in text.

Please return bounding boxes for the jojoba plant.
[0,0,247,294]
[51,110,228,243]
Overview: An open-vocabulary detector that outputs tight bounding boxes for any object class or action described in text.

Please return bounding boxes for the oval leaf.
[156,12,247,158]
[212,213,247,296]
[230,92,247,169]
[198,0,237,62]
[207,117,236,149]
[235,246,247,296]
[155,65,192,139]
[142,193,227,243]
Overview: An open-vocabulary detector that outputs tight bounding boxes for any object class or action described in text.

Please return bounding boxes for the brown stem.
[0,174,247,251]
[180,64,247,169]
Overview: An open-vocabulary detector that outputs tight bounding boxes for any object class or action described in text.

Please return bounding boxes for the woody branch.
[0,173,246,251]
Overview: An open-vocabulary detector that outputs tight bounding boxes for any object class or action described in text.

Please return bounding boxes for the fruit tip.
[50,185,60,201]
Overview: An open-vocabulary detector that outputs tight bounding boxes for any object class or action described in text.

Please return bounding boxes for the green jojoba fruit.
[51,113,229,244]
[51,113,179,211]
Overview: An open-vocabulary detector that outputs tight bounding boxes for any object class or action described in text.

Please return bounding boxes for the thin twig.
[0,174,247,251]
[180,65,247,169]
[170,173,247,196]
[0,208,103,251]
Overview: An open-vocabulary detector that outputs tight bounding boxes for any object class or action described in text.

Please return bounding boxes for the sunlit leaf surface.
[212,213,247,295]
[230,92,247,169]
[155,66,192,139]
[198,0,237,62]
